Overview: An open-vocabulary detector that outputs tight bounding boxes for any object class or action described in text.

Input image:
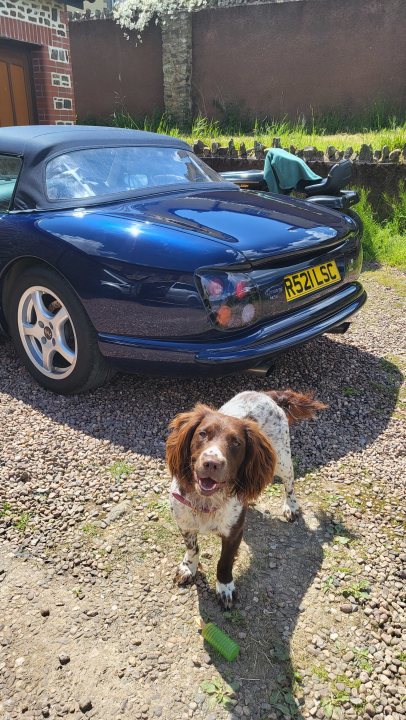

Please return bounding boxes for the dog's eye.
[199,430,207,439]
[230,437,241,447]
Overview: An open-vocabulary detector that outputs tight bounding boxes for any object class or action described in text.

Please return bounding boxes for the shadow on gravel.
[192,508,342,720]
[0,333,402,473]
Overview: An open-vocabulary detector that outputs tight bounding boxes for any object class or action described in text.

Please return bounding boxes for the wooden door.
[0,44,35,126]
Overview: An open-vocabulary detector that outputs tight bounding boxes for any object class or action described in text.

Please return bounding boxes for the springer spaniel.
[166,389,326,608]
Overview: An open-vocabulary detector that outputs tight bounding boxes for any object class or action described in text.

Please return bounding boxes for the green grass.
[111,110,180,138]
[332,522,352,545]
[334,566,352,574]
[105,108,406,152]
[311,665,365,717]
[141,502,177,546]
[200,678,237,710]
[311,665,329,681]
[146,497,173,522]
[367,270,406,297]
[183,124,406,155]
[322,575,335,594]
[380,354,406,409]
[107,461,135,479]
[265,482,282,497]
[269,688,300,717]
[82,523,100,537]
[358,185,406,269]
[341,580,370,602]
[352,647,373,673]
[15,512,30,532]
[0,502,12,517]
[321,690,350,717]
[0,504,30,532]
[342,386,361,398]
[223,609,247,627]
[320,676,363,718]
[322,567,358,595]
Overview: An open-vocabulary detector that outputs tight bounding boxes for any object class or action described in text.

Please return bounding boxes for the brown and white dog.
[166,389,326,609]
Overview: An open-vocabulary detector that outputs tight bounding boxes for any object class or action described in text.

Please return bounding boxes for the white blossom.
[114,0,212,34]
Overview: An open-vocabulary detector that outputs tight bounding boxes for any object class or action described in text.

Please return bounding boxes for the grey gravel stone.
[340,603,356,614]
[104,501,130,525]
[79,699,93,713]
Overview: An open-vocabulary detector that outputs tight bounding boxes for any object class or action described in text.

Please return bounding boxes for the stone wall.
[0,0,76,124]
[161,13,192,127]
[191,137,406,165]
[194,135,406,211]
[0,0,66,31]
[205,155,406,214]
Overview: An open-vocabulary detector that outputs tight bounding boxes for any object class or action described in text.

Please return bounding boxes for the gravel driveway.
[0,267,405,720]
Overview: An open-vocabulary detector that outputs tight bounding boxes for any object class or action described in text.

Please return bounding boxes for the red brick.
[0,7,76,123]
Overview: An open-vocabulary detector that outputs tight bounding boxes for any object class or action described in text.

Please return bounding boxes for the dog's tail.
[266,389,327,426]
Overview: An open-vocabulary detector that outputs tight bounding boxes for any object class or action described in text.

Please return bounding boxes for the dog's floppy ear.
[166,404,213,488]
[234,419,277,504]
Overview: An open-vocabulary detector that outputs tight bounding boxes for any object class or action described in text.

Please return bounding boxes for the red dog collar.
[172,491,215,514]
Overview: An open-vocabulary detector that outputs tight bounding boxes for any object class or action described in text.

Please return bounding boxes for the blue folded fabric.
[264,148,322,194]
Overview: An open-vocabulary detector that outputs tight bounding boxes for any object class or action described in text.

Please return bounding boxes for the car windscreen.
[45,146,222,201]
[0,155,22,211]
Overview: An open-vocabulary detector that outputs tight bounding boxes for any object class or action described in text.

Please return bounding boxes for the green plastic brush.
[199,618,240,662]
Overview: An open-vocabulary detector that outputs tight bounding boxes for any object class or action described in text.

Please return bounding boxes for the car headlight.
[195,271,261,330]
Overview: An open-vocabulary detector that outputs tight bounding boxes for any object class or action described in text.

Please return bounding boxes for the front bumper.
[97,281,366,376]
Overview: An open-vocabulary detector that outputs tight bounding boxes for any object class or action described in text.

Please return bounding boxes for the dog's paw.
[174,562,196,586]
[282,499,301,522]
[216,580,236,609]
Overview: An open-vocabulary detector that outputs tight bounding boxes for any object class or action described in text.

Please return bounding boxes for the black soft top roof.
[0,125,191,211]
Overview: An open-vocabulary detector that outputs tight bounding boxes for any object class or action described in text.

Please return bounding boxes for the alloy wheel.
[18,285,77,379]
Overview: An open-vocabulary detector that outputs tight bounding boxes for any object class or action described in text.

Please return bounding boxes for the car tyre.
[6,265,114,394]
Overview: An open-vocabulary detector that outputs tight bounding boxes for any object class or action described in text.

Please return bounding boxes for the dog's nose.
[202,453,225,474]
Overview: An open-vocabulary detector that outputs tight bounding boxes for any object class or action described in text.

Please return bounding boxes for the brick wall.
[0,0,76,124]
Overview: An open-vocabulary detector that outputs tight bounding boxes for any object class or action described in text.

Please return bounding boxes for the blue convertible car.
[0,125,366,394]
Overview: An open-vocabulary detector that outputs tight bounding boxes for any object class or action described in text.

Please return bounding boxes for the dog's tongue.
[199,477,217,491]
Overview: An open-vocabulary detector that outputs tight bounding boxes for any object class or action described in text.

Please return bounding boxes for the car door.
[0,155,23,291]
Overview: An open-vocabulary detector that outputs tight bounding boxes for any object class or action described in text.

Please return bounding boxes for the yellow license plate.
[284,261,341,302]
